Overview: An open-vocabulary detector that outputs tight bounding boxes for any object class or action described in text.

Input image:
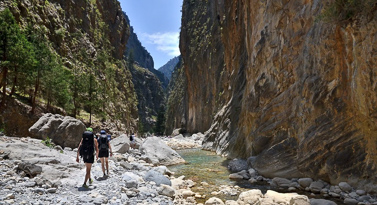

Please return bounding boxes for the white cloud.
[140,32,180,56]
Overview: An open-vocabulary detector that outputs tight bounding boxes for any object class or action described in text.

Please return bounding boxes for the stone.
[344,198,358,205]
[110,134,131,154]
[17,163,42,178]
[339,182,353,192]
[182,190,195,198]
[248,168,257,177]
[228,173,244,180]
[310,199,337,205]
[227,158,248,173]
[205,197,225,205]
[158,184,175,197]
[298,178,313,188]
[237,189,263,204]
[140,137,185,166]
[171,129,182,136]
[125,180,139,188]
[289,195,310,205]
[356,189,366,196]
[143,170,171,186]
[270,177,292,189]
[309,181,325,193]
[28,113,86,148]
[6,194,15,199]
[47,188,57,193]
[225,200,238,205]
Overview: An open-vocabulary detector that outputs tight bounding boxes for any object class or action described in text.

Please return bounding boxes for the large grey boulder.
[227,158,248,173]
[310,199,337,205]
[140,136,185,166]
[143,170,171,186]
[111,134,130,154]
[28,113,85,148]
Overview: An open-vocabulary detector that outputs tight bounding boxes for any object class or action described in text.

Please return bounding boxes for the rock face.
[169,0,377,189]
[29,113,86,148]
[0,0,139,134]
[158,56,181,81]
[140,136,185,166]
[129,65,165,133]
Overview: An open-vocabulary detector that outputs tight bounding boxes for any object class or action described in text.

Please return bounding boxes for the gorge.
[1,0,377,201]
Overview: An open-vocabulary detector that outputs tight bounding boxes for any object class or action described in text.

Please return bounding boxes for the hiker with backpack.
[129,133,136,149]
[98,130,113,177]
[76,127,99,188]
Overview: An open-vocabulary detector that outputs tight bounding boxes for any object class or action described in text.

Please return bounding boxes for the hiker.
[98,130,113,177]
[130,133,136,149]
[76,127,99,188]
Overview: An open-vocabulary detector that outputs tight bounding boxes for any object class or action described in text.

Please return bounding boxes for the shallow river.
[168,148,345,204]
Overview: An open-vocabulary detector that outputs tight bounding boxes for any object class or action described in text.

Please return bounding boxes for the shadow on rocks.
[78,186,95,191]
[95,175,108,181]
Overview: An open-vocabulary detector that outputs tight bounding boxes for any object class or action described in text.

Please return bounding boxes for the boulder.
[17,162,42,178]
[298,178,313,188]
[140,136,185,166]
[264,190,306,204]
[143,170,171,186]
[111,134,130,154]
[227,158,248,173]
[339,182,352,192]
[237,189,263,204]
[270,177,292,189]
[158,184,175,198]
[205,197,225,205]
[310,199,337,205]
[28,113,85,148]
[171,128,182,136]
[309,181,325,193]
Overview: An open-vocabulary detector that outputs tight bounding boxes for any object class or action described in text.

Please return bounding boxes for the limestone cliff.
[158,56,181,81]
[172,0,377,191]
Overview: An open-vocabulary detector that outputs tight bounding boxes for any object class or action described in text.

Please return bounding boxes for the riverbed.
[169,148,345,204]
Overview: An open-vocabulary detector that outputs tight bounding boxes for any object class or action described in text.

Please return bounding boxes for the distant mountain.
[158,56,181,81]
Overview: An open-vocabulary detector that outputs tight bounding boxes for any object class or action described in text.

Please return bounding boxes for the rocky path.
[2,133,374,205]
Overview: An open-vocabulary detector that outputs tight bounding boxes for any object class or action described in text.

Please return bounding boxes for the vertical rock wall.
[176,0,377,190]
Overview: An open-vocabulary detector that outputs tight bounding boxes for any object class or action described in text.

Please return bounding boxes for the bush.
[319,0,377,24]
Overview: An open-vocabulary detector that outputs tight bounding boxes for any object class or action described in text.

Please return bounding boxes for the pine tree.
[0,9,22,108]
[154,105,166,136]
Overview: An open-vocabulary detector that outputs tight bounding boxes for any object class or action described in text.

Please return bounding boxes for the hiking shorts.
[82,154,94,163]
[98,149,109,158]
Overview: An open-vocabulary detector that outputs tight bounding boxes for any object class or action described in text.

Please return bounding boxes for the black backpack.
[129,135,134,141]
[99,134,109,151]
[80,131,94,157]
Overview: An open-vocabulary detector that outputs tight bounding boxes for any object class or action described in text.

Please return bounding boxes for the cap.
[86,127,93,132]
[100,130,106,134]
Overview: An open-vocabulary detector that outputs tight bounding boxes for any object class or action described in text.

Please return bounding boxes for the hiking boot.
[89,178,93,184]
[103,173,106,178]
[82,184,89,188]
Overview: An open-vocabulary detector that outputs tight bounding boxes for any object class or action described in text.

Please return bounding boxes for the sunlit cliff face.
[175,0,377,191]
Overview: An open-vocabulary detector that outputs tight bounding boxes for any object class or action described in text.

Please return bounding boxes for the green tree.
[8,30,36,98]
[154,105,166,136]
[41,56,71,110]
[0,9,21,108]
[28,31,54,113]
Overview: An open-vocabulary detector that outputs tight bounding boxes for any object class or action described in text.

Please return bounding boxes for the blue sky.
[118,0,182,69]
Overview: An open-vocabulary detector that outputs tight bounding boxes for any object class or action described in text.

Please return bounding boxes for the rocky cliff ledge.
[171,0,377,191]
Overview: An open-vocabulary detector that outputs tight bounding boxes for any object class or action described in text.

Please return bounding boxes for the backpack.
[129,135,134,141]
[99,134,109,151]
[80,131,94,157]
